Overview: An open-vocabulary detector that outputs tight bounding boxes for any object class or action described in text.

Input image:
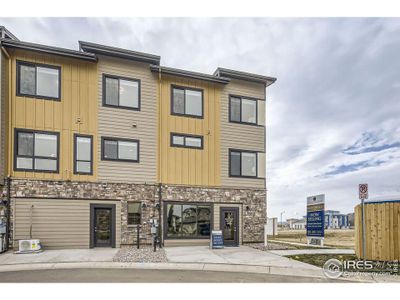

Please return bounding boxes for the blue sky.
[1,18,399,220]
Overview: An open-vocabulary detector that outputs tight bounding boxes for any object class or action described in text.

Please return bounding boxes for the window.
[229,96,257,124]
[103,75,140,110]
[17,61,60,100]
[74,134,93,175]
[128,202,141,225]
[166,203,211,238]
[229,149,257,178]
[14,129,59,172]
[102,137,139,162]
[171,86,203,118]
[170,133,203,149]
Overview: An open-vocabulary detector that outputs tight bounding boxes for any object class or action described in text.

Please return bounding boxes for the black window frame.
[73,133,93,175]
[101,136,140,163]
[171,85,204,119]
[163,201,213,240]
[229,95,259,126]
[102,74,141,111]
[14,128,60,173]
[229,148,258,178]
[127,202,142,226]
[16,60,61,101]
[170,132,204,149]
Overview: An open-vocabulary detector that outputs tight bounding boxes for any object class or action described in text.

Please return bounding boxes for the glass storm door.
[94,208,112,247]
[220,208,239,246]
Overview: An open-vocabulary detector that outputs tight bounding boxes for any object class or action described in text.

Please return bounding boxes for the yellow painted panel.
[7,49,98,181]
[157,74,221,186]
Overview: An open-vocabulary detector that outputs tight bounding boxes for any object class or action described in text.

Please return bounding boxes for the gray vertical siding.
[220,79,266,188]
[13,198,121,249]
[97,55,158,183]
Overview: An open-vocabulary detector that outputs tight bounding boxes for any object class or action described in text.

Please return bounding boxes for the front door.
[220,207,239,246]
[90,204,116,248]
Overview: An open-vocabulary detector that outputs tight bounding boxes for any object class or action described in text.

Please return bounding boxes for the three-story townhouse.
[0,27,275,250]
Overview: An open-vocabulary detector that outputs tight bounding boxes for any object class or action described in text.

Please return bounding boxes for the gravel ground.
[246,242,293,251]
[113,246,168,263]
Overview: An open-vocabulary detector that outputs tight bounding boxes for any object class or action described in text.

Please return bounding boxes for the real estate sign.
[306,194,325,244]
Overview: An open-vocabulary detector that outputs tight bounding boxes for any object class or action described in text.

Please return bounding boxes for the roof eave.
[150,65,230,84]
[0,39,97,62]
[79,41,160,65]
[214,68,277,87]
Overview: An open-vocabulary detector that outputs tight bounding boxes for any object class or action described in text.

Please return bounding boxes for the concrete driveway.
[164,246,320,270]
[0,248,118,265]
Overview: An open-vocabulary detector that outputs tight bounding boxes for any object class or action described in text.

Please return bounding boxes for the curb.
[0,261,327,278]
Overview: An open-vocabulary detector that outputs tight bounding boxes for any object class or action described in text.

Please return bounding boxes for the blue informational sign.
[211,230,224,249]
[306,194,325,239]
[306,210,325,237]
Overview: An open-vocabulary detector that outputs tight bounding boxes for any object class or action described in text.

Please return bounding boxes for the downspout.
[1,46,12,250]
[157,68,163,247]
[5,177,10,250]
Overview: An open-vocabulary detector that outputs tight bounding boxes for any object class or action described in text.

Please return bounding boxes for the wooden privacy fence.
[355,200,400,261]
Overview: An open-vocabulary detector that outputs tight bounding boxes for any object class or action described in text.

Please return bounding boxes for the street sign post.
[306,194,325,246]
[359,184,368,260]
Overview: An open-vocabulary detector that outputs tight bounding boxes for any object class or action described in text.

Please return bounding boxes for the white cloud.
[1,17,399,220]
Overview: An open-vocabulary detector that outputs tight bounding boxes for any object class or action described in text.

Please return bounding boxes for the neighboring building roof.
[79,41,160,65]
[365,195,400,204]
[150,65,231,84]
[0,38,97,62]
[0,26,19,40]
[214,67,277,86]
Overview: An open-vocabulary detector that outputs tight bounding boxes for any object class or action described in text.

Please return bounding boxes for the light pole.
[280,211,285,229]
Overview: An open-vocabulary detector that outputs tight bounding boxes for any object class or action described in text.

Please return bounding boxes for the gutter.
[150,65,230,84]
[1,39,97,62]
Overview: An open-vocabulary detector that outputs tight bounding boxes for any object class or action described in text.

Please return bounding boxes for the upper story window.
[17,61,61,100]
[229,149,257,178]
[171,133,203,149]
[171,86,203,118]
[14,129,59,173]
[103,74,140,110]
[229,96,257,125]
[74,134,93,175]
[102,137,139,162]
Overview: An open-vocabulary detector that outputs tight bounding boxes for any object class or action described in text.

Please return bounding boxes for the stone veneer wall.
[1,179,160,246]
[1,179,266,247]
[162,185,266,243]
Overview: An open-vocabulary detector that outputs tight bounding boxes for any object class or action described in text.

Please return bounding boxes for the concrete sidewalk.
[269,249,355,256]
[0,246,397,282]
[164,246,320,270]
[0,248,118,265]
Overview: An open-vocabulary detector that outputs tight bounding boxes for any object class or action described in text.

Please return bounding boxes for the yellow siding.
[158,75,221,186]
[7,49,98,181]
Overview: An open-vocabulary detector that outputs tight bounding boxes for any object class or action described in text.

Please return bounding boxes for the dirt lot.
[272,229,355,249]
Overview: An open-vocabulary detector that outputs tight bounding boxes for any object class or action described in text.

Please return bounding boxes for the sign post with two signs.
[359,184,368,260]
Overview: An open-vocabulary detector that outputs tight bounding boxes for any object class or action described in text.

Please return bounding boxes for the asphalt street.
[0,268,347,283]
